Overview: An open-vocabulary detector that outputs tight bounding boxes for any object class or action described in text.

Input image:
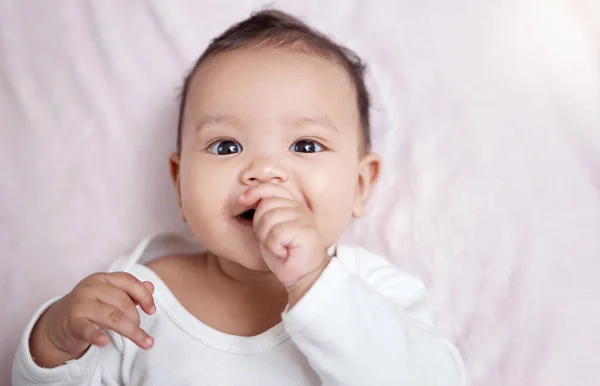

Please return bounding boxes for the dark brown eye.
[209,140,242,155]
[291,140,323,153]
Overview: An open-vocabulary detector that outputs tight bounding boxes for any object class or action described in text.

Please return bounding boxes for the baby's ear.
[352,152,381,218]
[169,153,186,222]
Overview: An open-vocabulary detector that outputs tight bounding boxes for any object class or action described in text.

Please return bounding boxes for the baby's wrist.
[286,257,330,309]
[29,305,87,368]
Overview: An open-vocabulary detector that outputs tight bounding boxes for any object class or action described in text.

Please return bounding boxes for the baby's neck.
[148,252,289,336]
[208,252,283,289]
[201,253,290,335]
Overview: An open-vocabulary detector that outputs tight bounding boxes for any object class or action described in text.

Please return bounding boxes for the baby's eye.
[208,139,242,155]
[290,139,324,153]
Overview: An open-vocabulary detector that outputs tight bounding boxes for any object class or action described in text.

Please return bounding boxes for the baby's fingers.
[69,317,110,347]
[94,283,143,325]
[82,302,153,350]
[103,272,156,315]
[254,206,299,243]
[240,183,296,207]
[263,220,302,259]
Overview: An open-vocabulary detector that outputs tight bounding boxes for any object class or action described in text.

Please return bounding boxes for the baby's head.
[170,10,380,270]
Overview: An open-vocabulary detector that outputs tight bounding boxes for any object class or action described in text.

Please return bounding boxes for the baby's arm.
[12,272,155,386]
[281,246,466,386]
[13,299,117,386]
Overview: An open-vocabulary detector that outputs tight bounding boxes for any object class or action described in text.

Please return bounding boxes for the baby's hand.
[30,272,156,368]
[239,183,330,306]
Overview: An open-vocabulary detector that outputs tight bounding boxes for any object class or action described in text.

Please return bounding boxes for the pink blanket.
[1,0,599,384]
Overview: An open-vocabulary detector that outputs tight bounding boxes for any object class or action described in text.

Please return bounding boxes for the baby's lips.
[240,183,297,202]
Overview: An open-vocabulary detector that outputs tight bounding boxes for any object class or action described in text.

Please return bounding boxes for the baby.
[13,10,465,386]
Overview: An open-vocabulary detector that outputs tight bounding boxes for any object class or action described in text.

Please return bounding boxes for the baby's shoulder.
[335,245,427,291]
[144,254,203,293]
[145,254,187,276]
[334,244,394,273]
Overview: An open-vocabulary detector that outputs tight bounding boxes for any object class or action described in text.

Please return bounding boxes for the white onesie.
[13,233,466,385]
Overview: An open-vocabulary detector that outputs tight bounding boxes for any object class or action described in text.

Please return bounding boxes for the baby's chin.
[232,253,271,272]
[208,242,273,273]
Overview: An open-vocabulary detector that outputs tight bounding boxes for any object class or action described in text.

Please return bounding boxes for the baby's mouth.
[238,208,256,221]
[236,205,257,225]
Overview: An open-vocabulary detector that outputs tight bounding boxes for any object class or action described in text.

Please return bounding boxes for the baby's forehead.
[184,47,360,125]
[191,46,355,92]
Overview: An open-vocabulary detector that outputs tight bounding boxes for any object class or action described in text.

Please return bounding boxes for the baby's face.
[172,46,379,270]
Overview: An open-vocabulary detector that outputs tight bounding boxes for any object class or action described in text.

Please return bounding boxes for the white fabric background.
[1,0,599,385]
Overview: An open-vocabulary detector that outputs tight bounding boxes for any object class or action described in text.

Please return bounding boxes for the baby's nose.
[240,157,289,185]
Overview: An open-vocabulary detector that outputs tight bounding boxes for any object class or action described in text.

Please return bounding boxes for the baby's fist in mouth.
[239,183,330,302]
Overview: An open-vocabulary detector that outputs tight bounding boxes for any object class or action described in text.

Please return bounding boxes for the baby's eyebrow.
[196,115,243,132]
[288,116,339,133]
[196,115,339,133]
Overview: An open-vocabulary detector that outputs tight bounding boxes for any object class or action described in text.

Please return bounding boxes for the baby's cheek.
[312,181,356,244]
[180,169,218,220]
